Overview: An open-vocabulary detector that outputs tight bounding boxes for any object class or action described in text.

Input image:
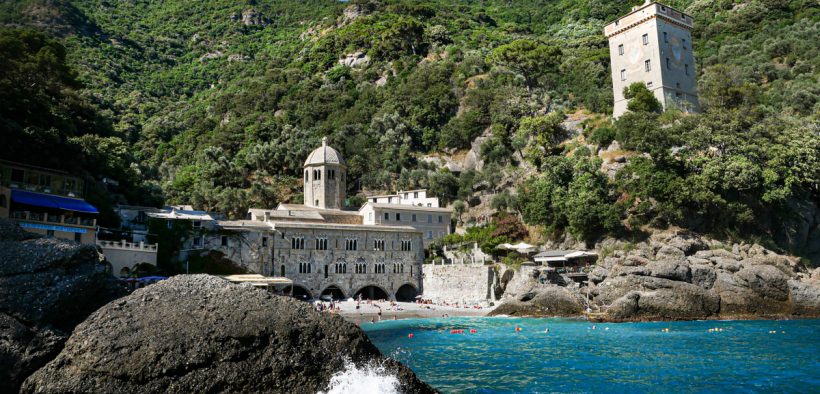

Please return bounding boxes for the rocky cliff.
[22,275,436,394]
[0,219,125,393]
[495,230,820,322]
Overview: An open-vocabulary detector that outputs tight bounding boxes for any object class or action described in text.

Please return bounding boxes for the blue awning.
[11,190,98,214]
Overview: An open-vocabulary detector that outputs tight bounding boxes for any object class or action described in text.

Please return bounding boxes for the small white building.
[359,202,451,247]
[367,189,441,208]
[98,239,158,277]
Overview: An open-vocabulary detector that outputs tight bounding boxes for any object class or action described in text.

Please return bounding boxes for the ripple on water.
[362,317,820,393]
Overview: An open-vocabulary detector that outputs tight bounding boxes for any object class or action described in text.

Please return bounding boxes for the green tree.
[623,82,662,113]
[487,39,562,91]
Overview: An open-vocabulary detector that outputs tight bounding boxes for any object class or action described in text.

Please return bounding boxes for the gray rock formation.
[22,275,435,394]
[495,230,820,322]
[489,285,584,317]
[592,231,820,321]
[0,219,124,393]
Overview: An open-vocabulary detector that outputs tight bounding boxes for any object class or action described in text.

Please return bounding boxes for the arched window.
[281,265,285,276]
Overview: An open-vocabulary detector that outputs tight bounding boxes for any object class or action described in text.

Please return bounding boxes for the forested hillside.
[1,0,818,259]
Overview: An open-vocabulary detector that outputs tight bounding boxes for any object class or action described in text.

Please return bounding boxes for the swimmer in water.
[544,327,549,333]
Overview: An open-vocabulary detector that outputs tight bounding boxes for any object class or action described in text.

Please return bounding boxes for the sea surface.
[362,317,820,393]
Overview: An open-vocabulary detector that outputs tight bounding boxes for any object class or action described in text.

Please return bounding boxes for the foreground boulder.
[0,219,124,393]
[22,275,435,394]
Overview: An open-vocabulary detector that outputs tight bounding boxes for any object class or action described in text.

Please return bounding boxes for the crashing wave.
[319,358,399,394]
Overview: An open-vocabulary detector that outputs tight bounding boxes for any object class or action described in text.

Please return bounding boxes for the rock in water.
[0,219,124,393]
[22,275,436,394]
[489,286,584,317]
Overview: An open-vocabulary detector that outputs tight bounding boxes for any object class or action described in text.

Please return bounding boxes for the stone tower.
[303,137,346,210]
[604,1,699,117]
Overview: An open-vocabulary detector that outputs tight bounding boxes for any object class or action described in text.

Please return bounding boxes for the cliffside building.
[605,1,699,117]
[0,161,98,244]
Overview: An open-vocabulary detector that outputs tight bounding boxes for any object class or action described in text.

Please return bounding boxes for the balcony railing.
[10,211,96,228]
[97,240,158,252]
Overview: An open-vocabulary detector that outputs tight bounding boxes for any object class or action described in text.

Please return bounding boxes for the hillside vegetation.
[1,0,818,259]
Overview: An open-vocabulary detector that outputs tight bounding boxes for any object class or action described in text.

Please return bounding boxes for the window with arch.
[374,263,385,274]
[315,237,328,250]
[281,265,285,276]
[299,262,311,273]
[292,236,305,249]
[400,240,412,251]
[355,261,367,274]
[373,239,385,251]
[335,262,347,274]
[345,238,358,251]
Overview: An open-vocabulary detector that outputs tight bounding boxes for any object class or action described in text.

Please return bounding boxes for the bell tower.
[303,137,346,210]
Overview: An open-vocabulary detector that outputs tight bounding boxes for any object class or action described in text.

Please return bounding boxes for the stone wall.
[422,264,493,303]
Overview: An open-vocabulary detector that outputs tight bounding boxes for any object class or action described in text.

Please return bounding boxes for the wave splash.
[319,358,399,394]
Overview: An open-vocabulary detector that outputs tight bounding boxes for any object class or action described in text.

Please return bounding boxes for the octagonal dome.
[304,137,346,167]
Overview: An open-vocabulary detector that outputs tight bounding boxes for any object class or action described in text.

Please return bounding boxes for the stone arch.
[353,285,389,301]
[395,283,419,302]
[284,284,312,301]
[320,285,347,300]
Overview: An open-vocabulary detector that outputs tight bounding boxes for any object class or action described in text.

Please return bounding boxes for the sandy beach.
[320,300,494,324]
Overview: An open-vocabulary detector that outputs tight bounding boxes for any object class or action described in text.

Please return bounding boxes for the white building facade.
[605,1,699,117]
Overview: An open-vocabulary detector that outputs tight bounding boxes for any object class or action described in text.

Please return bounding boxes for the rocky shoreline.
[0,220,434,393]
[492,231,820,322]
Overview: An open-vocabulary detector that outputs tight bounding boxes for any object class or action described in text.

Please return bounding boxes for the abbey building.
[183,138,451,301]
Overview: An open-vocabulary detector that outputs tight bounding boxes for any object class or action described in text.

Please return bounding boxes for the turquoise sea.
[362,317,820,393]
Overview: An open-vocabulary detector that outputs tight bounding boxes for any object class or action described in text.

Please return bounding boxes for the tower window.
[685,64,689,75]
[682,39,687,50]
[384,212,389,220]
[663,32,668,43]
[645,59,651,72]
[642,34,648,45]
[666,58,670,69]
[618,44,624,55]
[221,236,228,246]
[412,214,417,222]
[395,213,401,221]
[620,69,626,81]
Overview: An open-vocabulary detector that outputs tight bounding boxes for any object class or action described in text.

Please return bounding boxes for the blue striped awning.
[11,190,98,214]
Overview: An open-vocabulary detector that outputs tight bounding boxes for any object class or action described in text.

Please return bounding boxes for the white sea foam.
[319,359,400,394]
